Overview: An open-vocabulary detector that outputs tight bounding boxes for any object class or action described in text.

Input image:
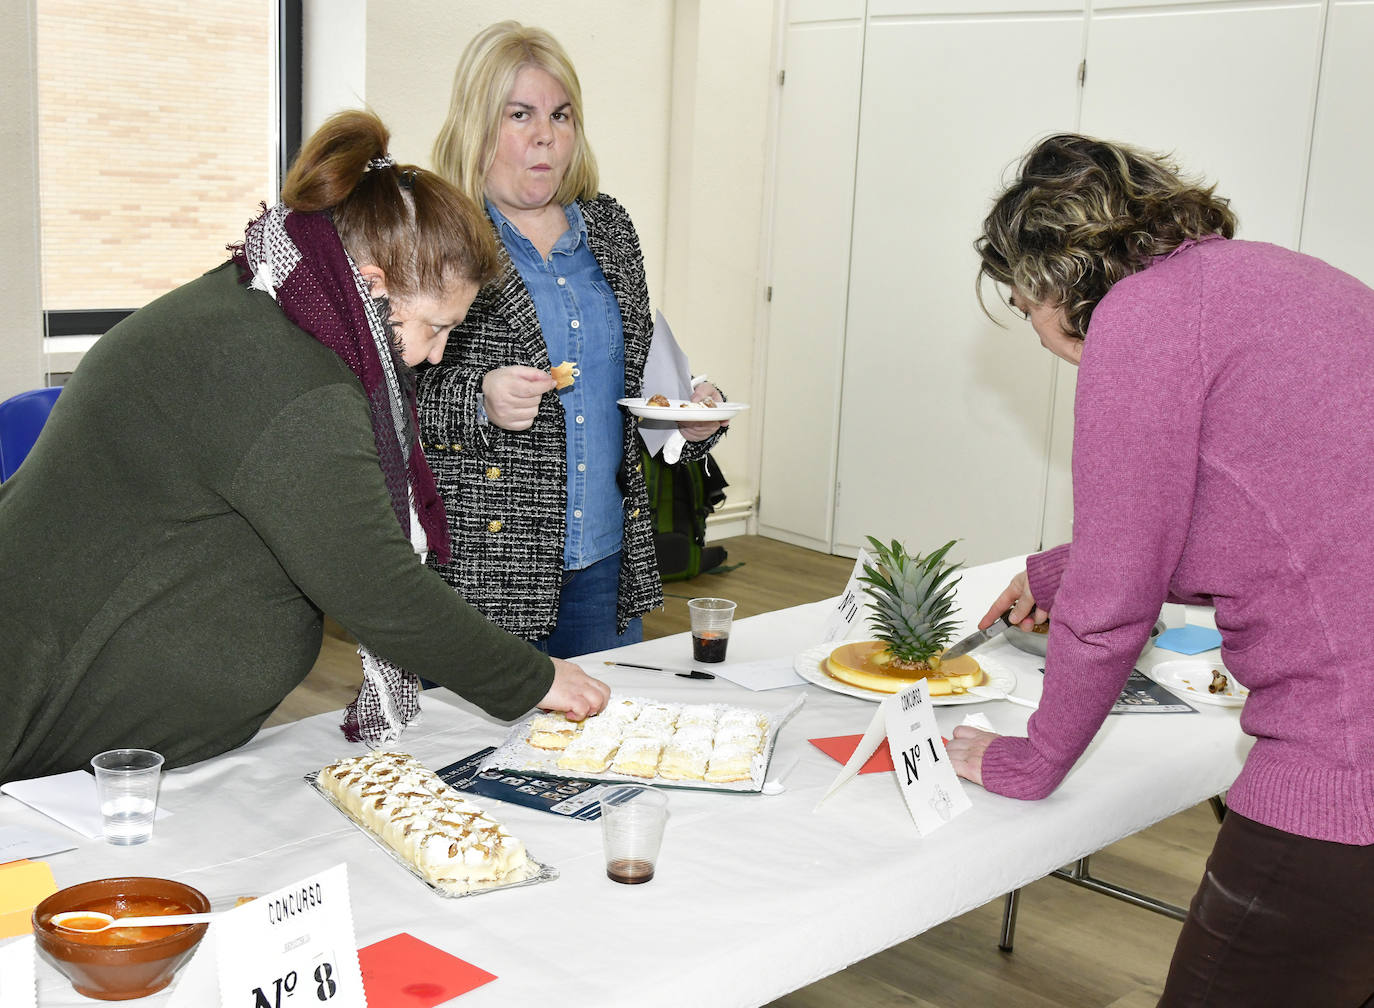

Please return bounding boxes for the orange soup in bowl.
[58,896,196,946]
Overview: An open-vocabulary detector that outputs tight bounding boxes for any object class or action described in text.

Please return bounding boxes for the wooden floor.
[269,535,1214,1008]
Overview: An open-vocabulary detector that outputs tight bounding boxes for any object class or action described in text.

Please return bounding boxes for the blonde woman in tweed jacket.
[419,22,726,657]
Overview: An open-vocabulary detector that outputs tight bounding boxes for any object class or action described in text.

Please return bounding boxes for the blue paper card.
[1155,624,1222,655]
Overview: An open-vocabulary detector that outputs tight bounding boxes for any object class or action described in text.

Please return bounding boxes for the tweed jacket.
[417,194,717,639]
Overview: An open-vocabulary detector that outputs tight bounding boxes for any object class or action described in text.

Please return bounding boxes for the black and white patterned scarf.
[230,203,441,746]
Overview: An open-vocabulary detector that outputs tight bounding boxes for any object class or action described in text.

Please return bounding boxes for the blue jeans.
[532,552,643,660]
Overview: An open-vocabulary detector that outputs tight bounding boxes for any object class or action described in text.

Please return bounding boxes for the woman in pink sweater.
[956,134,1374,1005]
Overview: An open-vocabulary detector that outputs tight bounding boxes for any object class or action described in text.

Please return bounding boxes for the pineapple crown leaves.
[858,537,963,664]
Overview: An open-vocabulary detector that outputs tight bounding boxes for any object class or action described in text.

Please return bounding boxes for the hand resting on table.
[947,724,1001,787]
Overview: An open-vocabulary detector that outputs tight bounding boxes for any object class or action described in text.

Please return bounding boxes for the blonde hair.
[431,20,599,208]
[282,109,498,300]
[976,134,1237,338]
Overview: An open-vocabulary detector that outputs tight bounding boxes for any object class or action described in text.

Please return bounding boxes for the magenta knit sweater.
[980,238,1374,845]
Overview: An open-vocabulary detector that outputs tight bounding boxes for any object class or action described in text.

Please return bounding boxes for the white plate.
[794,642,1018,705]
[1148,659,1248,708]
[618,397,750,422]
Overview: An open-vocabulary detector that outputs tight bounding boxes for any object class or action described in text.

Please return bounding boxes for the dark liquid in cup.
[607,858,655,884]
[693,632,729,663]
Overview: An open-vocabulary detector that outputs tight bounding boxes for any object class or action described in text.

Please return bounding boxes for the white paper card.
[886,682,971,835]
[814,699,890,809]
[819,548,875,644]
[0,935,36,1008]
[169,863,364,1008]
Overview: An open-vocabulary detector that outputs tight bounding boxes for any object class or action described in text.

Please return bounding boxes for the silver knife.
[942,613,1013,661]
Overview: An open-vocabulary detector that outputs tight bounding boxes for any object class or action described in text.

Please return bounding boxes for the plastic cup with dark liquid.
[600,785,669,884]
[688,597,736,663]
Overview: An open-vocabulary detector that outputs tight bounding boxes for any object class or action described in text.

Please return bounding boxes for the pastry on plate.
[318,752,532,893]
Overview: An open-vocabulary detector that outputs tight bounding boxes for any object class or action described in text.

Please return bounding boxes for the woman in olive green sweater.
[0,110,609,784]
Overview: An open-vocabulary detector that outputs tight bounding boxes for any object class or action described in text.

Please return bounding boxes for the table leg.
[999,888,1020,952]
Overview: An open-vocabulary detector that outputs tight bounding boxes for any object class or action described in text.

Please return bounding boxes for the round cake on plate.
[824,641,983,696]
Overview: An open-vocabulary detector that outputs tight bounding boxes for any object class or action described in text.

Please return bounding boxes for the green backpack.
[640,447,728,581]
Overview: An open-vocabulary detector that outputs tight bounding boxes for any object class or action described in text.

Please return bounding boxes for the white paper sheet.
[0,824,77,862]
[637,311,694,460]
[709,656,807,691]
[1,770,169,839]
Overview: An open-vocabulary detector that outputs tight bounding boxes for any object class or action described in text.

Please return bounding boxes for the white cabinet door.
[1302,0,1374,287]
[1040,0,1327,547]
[757,4,866,552]
[831,10,1083,565]
[1080,0,1325,250]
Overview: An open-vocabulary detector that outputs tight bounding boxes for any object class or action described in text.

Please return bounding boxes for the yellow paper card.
[0,860,57,938]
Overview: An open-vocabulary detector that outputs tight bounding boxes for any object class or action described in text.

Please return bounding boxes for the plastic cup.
[90,749,164,846]
[688,597,736,663]
[600,785,669,884]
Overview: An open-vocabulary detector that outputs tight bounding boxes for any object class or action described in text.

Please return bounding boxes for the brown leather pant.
[1160,810,1374,1007]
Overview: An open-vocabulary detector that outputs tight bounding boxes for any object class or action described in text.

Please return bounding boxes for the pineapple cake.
[825,538,984,695]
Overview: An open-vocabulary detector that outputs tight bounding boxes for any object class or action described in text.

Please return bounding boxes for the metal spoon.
[51,910,215,933]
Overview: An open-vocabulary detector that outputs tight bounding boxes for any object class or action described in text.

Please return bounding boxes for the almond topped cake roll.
[318,752,532,893]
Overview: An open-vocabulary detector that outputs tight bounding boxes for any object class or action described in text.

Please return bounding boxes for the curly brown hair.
[975,134,1237,338]
[281,109,499,301]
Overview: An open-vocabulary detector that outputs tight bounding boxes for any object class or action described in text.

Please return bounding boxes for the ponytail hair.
[282,109,498,300]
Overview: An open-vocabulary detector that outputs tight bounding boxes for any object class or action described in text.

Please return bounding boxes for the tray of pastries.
[307,751,557,898]
[481,694,805,793]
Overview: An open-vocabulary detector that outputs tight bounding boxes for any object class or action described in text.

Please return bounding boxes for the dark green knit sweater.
[0,263,552,783]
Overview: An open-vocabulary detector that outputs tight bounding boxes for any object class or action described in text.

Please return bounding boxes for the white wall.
[0,0,46,401]
[301,0,366,135]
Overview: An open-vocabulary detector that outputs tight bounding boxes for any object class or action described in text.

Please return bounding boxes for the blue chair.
[0,386,62,481]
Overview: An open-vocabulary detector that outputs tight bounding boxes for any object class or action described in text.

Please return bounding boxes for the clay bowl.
[32,876,210,1001]
[1005,619,1165,658]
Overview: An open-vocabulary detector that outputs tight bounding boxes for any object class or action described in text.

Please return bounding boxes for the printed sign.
[0,934,36,1008]
[169,863,363,1008]
[884,681,971,834]
[815,681,970,835]
[820,548,875,643]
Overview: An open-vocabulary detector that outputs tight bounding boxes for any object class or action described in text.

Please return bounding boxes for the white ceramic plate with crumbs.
[618,397,750,422]
[1149,659,1249,708]
[794,642,1018,705]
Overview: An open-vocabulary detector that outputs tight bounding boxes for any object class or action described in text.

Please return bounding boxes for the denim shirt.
[489,200,626,571]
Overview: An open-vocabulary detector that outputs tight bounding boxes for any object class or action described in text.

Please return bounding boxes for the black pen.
[603,660,715,680]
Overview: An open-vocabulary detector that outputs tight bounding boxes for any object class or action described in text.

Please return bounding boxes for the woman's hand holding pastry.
[982,570,1047,630]
[677,381,728,442]
[539,659,612,721]
[482,366,556,430]
[946,725,1000,786]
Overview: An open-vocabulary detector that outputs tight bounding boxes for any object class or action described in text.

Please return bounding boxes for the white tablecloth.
[21,556,1251,1007]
